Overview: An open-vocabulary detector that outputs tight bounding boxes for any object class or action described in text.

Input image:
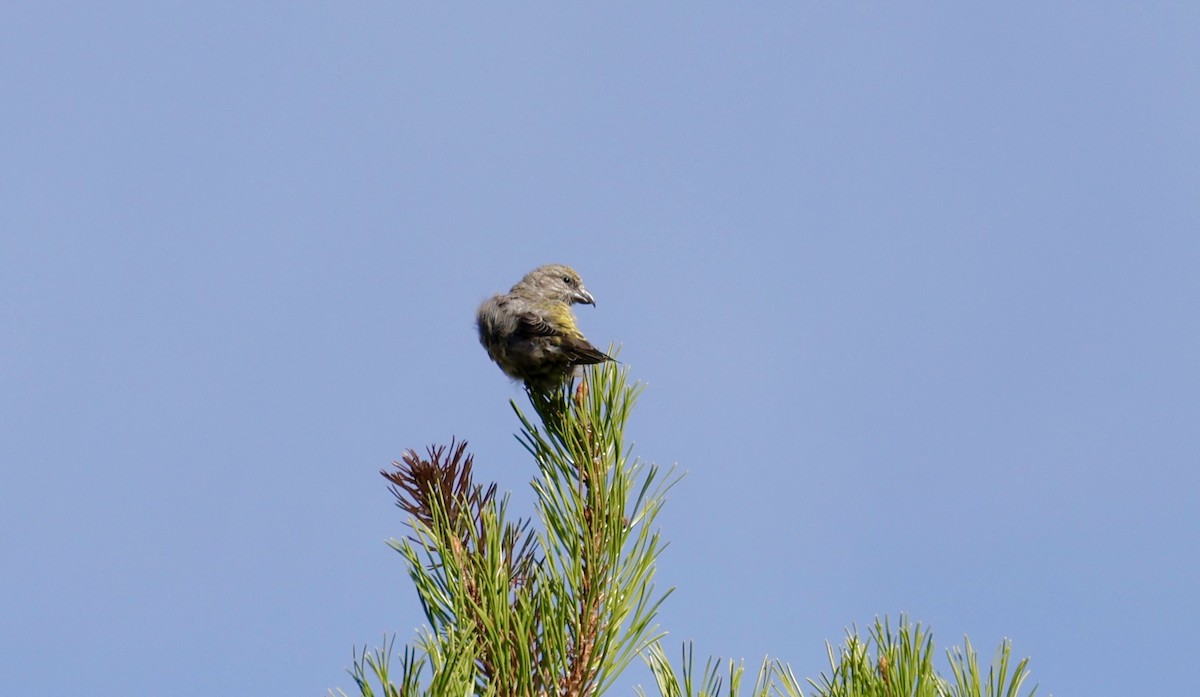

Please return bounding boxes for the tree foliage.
[332,362,1043,697]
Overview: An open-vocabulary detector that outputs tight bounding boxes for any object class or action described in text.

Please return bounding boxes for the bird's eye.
[562,275,574,286]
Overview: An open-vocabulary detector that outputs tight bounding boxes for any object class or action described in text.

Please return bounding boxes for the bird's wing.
[515,311,561,337]
[560,336,611,365]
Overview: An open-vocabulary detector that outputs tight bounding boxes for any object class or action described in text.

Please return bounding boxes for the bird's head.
[516,264,596,306]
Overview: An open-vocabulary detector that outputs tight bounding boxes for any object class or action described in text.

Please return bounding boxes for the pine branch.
[338,364,1044,697]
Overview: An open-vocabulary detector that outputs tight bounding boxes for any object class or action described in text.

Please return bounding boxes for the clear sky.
[3,4,1197,695]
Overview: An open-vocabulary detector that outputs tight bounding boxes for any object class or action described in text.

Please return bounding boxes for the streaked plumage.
[477,264,612,390]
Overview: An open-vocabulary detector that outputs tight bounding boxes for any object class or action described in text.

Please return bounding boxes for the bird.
[476,264,612,391]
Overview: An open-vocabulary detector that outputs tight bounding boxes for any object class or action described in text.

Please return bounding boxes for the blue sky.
[3,4,1197,695]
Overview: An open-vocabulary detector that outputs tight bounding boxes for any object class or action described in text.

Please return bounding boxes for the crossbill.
[476,264,612,391]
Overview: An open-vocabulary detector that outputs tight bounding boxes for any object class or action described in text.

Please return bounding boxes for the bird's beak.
[573,287,596,306]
